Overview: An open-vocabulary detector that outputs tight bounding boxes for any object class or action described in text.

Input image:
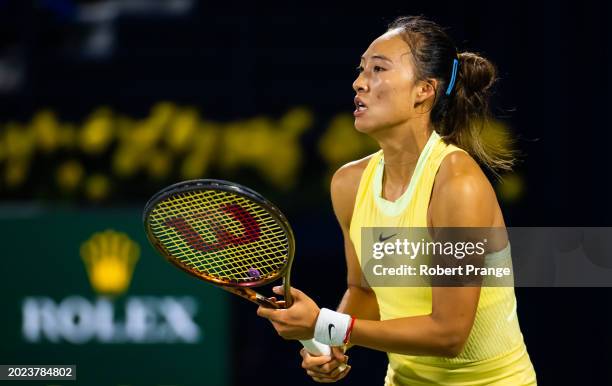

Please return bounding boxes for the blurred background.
[0,0,610,385]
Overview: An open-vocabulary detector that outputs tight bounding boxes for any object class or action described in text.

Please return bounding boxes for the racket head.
[143,179,295,289]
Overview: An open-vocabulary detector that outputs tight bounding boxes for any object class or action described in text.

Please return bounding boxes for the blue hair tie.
[445,58,459,96]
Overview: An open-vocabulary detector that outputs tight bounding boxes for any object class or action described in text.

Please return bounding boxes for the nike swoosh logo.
[379,233,397,242]
[328,323,335,341]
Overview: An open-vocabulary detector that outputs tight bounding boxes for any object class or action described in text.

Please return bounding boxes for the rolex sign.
[0,208,229,386]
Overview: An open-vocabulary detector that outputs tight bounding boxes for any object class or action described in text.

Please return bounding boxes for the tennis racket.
[143,179,332,356]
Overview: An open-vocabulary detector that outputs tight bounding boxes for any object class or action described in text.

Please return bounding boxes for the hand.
[300,346,351,383]
[256,286,320,340]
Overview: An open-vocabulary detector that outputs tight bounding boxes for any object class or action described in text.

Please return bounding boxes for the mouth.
[354,97,368,116]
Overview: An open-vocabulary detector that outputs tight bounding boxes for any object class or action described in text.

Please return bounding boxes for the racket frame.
[143,179,296,308]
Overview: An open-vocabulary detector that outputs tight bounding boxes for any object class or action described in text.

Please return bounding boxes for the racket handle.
[300,339,330,355]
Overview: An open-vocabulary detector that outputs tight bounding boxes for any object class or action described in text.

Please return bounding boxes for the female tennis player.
[257,16,536,385]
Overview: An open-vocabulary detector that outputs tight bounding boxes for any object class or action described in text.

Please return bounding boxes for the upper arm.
[429,151,497,228]
[330,157,371,289]
[428,151,500,348]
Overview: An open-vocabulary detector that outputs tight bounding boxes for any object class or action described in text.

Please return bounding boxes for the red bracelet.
[343,316,356,344]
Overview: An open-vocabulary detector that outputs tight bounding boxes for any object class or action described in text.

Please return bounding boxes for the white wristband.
[314,308,351,346]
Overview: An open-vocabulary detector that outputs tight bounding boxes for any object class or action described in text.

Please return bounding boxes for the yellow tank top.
[349,130,537,385]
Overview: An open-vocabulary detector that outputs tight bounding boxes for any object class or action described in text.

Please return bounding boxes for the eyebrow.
[360,54,393,63]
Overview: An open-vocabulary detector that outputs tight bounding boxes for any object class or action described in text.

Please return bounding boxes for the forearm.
[336,286,380,321]
[350,315,465,357]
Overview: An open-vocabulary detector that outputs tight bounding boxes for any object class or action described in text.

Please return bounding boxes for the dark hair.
[388,16,514,174]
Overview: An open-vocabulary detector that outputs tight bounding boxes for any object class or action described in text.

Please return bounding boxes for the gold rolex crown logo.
[80,230,140,296]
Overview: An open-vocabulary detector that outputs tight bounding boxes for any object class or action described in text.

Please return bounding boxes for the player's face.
[352,29,422,134]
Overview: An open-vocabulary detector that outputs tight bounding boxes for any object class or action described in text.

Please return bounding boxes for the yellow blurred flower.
[112,145,141,178]
[132,121,161,149]
[32,110,60,153]
[80,108,114,154]
[261,142,300,189]
[181,151,211,180]
[280,107,313,135]
[0,135,4,163]
[5,122,35,160]
[56,160,85,191]
[5,160,29,188]
[219,119,268,169]
[179,126,218,179]
[85,174,111,201]
[496,173,524,203]
[219,116,305,189]
[192,121,219,151]
[150,101,176,127]
[146,150,172,180]
[481,119,513,153]
[319,113,378,167]
[166,108,198,152]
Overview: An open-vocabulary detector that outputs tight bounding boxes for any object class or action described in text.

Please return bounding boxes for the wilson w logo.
[163,203,261,253]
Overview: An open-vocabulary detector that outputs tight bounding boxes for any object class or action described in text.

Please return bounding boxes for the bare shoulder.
[330,153,377,229]
[435,150,490,186]
[430,150,499,227]
[331,154,373,196]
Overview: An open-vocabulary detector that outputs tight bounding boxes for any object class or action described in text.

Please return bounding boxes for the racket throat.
[254,293,279,308]
[222,287,280,308]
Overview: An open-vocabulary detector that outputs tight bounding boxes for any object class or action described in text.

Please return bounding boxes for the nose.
[352,73,369,93]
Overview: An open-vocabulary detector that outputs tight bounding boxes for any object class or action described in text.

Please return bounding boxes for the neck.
[371,119,434,200]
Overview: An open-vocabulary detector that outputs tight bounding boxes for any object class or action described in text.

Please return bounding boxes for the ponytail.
[388,16,516,175]
[439,52,515,174]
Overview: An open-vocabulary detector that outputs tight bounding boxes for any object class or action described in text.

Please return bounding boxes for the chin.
[354,117,376,133]
[354,117,385,135]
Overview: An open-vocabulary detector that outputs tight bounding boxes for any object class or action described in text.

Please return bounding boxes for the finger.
[274,285,303,298]
[307,370,323,377]
[334,365,351,381]
[299,347,318,360]
[256,306,267,318]
[307,368,338,379]
[257,306,285,324]
[275,300,286,308]
[270,287,289,308]
[314,371,345,384]
[327,362,350,378]
[303,354,333,367]
[330,346,347,362]
[266,297,286,308]
[307,370,337,381]
[256,306,276,319]
[316,359,344,373]
[272,286,284,295]
[313,365,351,382]
[305,364,335,377]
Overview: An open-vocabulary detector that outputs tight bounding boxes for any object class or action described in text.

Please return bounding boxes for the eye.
[356,65,364,73]
[373,65,386,72]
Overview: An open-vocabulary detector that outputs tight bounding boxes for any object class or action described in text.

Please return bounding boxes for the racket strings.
[153,207,285,280]
[148,189,289,283]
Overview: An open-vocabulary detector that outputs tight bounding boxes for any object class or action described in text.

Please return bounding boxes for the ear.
[414,79,438,104]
